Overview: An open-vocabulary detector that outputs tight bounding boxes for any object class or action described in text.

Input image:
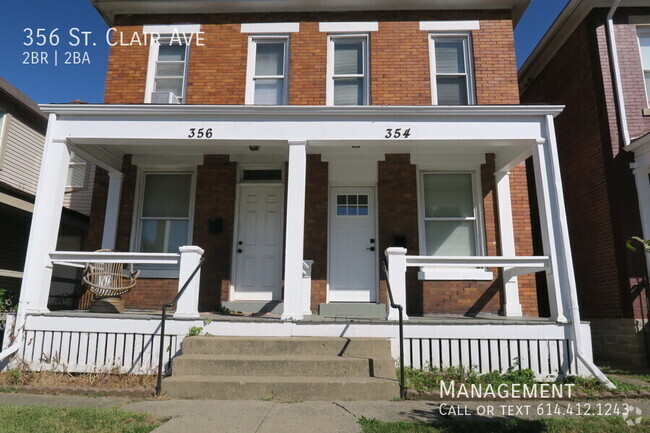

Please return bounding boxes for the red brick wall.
[521,10,649,320]
[105,10,520,106]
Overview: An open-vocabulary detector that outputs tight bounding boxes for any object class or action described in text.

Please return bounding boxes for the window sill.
[642,108,650,117]
[418,267,493,281]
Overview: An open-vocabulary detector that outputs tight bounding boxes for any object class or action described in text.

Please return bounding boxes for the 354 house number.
[385,128,411,139]
[188,128,213,138]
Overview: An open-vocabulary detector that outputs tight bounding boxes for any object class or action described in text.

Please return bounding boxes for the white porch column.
[101,170,123,250]
[19,115,71,314]
[174,246,204,319]
[385,247,409,321]
[633,167,650,273]
[495,171,522,316]
[532,139,568,323]
[281,140,307,321]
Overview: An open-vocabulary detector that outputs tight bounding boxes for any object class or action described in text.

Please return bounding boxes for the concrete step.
[162,375,400,401]
[171,354,395,378]
[181,336,392,358]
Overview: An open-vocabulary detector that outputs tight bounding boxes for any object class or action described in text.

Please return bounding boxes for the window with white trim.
[419,172,481,256]
[638,27,650,107]
[66,152,89,190]
[428,34,474,105]
[327,35,369,105]
[246,36,289,105]
[136,172,194,253]
[0,112,6,167]
[147,39,189,103]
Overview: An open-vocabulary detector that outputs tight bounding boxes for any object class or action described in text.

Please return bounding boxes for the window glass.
[251,39,287,105]
[431,35,472,105]
[255,42,285,75]
[435,40,465,74]
[153,41,187,103]
[331,37,367,105]
[639,31,650,106]
[421,173,478,256]
[139,173,192,253]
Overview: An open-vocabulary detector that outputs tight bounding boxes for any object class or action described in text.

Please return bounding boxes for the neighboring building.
[519,0,650,367]
[0,78,95,309]
[2,0,609,390]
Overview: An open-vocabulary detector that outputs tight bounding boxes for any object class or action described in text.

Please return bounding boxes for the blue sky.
[0,0,569,104]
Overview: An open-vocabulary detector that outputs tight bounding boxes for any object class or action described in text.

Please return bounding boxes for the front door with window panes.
[138,173,192,253]
[328,187,377,302]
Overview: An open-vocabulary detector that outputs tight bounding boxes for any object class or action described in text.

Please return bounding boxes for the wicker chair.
[82,249,140,313]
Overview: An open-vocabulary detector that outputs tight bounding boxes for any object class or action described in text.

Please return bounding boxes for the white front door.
[329,187,377,302]
[233,185,284,301]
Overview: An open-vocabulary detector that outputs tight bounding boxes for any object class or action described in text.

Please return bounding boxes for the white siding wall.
[0,115,94,216]
[0,115,43,196]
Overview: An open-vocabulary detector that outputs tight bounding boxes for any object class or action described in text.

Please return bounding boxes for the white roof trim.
[39,104,564,118]
[419,21,480,31]
[241,23,300,33]
[143,24,201,34]
[319,22,378,33]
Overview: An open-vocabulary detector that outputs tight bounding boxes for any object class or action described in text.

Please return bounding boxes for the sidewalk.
[1,393,649,433]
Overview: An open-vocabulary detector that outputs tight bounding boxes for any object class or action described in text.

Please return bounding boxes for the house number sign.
[385,128,411,139]
[187,128,213,138]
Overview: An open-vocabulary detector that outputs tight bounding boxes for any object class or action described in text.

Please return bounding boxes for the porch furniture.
[82,249,140,313]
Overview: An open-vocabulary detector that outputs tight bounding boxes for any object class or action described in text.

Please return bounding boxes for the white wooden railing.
[385,247,550,321]
[49,246,204,318]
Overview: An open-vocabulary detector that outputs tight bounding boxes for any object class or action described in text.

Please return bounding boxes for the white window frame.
[416,169,492,281]
[131,169,197,278]
[326,34,370,106]
[428,33,475,106]
[144,36,190,104]
[245,35,289,105]
[65,151,90,192]
[637,26,650,108]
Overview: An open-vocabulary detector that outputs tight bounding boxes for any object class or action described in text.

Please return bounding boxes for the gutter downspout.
[606,0,631,147]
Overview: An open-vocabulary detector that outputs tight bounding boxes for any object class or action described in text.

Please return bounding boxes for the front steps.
[162,337,399,400]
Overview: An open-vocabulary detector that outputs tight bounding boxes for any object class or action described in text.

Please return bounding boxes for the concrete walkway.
[1,394,650,433]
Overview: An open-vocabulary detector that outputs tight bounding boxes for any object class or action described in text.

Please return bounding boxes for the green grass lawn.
[359,416,650,433]
[0,405,160,433]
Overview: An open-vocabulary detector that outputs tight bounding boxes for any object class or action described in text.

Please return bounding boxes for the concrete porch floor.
[40,309,556,325]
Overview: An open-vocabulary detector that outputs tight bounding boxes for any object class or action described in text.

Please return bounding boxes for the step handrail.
[156,256,206,397]
[381,259,405,399]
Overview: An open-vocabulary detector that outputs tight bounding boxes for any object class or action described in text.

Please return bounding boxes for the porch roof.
[41,104,564,173]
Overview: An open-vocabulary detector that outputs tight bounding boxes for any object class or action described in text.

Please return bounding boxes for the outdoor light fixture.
[249,145,260,151]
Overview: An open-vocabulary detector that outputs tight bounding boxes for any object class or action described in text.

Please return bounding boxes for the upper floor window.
[428,34,474,105]
[144,24,200,104]
[638,27,650,107]
[327,35,369,106]
[246,36,289,105]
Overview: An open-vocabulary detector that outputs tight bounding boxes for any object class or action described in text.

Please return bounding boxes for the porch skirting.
[2,313,591,379]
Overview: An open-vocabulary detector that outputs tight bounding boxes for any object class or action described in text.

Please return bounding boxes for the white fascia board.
[241,23,300,33]
[39,104,565,118]
[319,22,378,33]
[143,24,201,34]
[419,21,480,31]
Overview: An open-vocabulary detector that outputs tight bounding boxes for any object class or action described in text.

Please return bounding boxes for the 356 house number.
[188,128,213,138]
[385,128,411,139]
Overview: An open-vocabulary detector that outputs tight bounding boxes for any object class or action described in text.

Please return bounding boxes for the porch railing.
[381,260,405,399]
[384,247,550,321]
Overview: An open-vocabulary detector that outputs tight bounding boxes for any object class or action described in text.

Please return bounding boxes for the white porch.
[1,104,608,381]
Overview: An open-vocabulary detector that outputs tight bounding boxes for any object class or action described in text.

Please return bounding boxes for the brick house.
[1,0,610,388]
[519,0,650,367]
